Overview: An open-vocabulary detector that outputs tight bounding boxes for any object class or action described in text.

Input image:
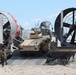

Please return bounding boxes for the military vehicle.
[19,21,51,56]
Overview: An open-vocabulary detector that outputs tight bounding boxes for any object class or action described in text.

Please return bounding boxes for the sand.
[0,54,76,75]
[0,64,76,75]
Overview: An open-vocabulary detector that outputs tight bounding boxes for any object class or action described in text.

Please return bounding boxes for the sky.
[0,0,76,30]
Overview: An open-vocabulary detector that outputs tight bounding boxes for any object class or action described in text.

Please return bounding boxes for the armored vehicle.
[19,21,51,56]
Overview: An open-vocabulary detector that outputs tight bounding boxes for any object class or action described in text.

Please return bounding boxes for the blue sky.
[0,0,76,30]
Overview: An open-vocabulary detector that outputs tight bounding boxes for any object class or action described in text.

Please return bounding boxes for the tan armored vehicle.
[19,21,52,56]
[19,30,50,56]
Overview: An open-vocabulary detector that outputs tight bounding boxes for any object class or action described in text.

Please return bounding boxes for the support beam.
[0,14,3,44]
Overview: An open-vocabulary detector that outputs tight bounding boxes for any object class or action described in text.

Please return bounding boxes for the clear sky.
[0,0,76,30]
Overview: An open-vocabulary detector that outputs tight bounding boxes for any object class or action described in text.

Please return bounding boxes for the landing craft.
[1,8,76,65]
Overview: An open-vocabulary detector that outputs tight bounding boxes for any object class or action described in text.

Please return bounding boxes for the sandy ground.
[0,55,76,75]
[0,63,76,75]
